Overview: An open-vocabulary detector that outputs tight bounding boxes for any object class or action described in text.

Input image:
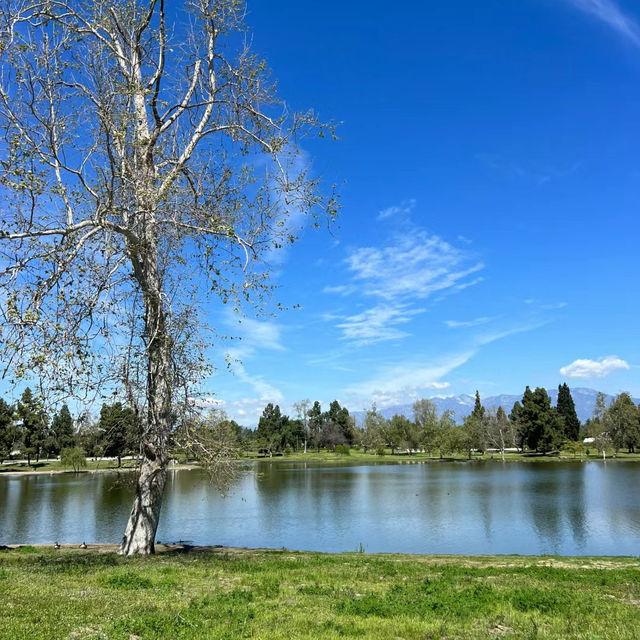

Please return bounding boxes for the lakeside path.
[1,546,640,639]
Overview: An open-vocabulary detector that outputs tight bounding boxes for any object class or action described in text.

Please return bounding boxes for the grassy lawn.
[1,547,639,639]
[0,459,142,474]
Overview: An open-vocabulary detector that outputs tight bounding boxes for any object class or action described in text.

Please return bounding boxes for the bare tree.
[292,399,310,454]
[0,0,335,554]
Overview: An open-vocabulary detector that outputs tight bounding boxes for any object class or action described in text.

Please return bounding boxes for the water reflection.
[1,461,639,555]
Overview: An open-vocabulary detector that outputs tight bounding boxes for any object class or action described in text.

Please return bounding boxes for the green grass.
[2,447,639,476]
[0,458,142,474]
[1,548,640,639]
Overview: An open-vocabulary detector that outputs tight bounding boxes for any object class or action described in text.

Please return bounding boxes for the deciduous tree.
[0,0,334,553]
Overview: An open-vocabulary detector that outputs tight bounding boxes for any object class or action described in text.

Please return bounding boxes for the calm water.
[1,461,639,555]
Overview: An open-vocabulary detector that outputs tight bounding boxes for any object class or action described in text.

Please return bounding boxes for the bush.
[60,447,87,472]
[376,447,386,456]
[335,444,350,456]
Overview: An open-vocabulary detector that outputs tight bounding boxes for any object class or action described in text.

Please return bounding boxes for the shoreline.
[1,454,636,477]
[2,543,639,567]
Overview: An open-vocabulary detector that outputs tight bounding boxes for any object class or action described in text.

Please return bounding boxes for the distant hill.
[351,388,638,426]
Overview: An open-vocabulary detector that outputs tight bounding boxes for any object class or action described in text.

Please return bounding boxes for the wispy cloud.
[563,0,640,47]
[377,198,416,220]
[324,221,484,345]
[322,284,357,296]
[477,153,581,185]
[345,319,547,407]
[336,304,425,346]
[560,355,630,378]
[345,351,473,407]
[344,231,484,301]
[446,316,494,328]
[233,316,286,352]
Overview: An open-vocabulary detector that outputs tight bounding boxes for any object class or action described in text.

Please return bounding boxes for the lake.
[1,461,639,555]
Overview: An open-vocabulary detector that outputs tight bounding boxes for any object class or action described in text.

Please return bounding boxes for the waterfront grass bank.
[1,546,639,639]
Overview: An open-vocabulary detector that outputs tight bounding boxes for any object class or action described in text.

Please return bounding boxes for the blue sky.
[202,0,640,423]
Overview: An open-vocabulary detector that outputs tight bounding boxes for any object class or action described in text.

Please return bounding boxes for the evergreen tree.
[323,400,354,446]
[256,403,290,453]
[557,383,580,441]
[16,387,48,464]
[512,386,564,453]
[49,404,75,455]
[99,402,136,467]
[471,391,486,421]
[463,390,487,457]
[0,398,16,462]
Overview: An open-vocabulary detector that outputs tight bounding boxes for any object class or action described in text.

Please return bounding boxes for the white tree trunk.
[120,452,167,554]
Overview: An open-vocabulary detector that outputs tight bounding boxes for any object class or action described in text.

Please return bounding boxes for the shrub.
[335,444,350,456]
[376,447,386,456]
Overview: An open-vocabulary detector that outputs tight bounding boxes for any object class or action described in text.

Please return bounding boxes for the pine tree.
[557,383,581,441]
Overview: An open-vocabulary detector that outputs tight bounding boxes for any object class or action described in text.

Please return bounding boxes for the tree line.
[248,384,640,459]
[2,384,639,466]
[0,387,140,466]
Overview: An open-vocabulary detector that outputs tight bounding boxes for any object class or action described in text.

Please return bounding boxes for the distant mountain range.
[352,388,639,426]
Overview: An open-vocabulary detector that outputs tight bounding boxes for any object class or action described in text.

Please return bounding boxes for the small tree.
[360,403,385,453]
[60,447,87,473]
[485,406,511,461]
[293,399,311,454]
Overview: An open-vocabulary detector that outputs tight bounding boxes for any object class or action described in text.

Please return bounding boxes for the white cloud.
[336,304,425,345]
[344,231,483,301]
[322,284,357,296]
[377,198,416,220]
[323,227,483,345]
[345,319,546,406]
[563,0,640,46]
[560,355,630,378]
[446,316,494,328]
[234,317,285,351]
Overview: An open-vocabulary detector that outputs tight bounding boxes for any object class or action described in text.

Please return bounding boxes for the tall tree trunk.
[120,207,172,554]
[119,290,172,554]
